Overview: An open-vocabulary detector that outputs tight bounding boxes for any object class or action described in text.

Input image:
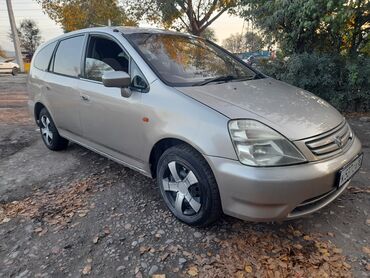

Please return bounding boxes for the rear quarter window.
[33,41,57,71]
[53,35,85,77]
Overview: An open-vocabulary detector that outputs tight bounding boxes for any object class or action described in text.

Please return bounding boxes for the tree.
[200,27,217,41]
[125,0,238,36]
[239,0,370,56]
[222,33,245,53]
[244,31,263,51]
[37,0,137,32]
[9,19,42,55]
[222,32,264,52]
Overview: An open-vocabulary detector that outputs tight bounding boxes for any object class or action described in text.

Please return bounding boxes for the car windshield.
[126,33,260,87]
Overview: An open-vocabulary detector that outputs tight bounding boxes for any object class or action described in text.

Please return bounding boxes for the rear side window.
[34,42,57,71]
[53,36,85,77]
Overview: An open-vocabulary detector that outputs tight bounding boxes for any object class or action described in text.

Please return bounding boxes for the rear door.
[45,35,86,136]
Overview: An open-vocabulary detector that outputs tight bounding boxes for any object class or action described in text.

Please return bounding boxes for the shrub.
[259,53,370,112]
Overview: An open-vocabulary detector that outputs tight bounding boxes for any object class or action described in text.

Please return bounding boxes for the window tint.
[34,42,57,71]
[84,36,129,82]
[53,36,84,77]
[127,33,256,86]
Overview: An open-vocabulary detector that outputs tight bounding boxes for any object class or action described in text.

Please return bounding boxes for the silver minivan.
[28,27,362,226]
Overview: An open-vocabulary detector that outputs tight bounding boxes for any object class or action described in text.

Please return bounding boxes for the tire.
[38,108,69,151]
[11,67,18,76]
[156,144,222,226]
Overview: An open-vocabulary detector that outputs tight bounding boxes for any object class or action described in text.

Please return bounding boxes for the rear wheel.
[39,108,69,151]
[156,144,222,226]
[11,67,18,76]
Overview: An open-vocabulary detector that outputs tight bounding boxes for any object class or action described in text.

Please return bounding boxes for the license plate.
[337,154,363,188]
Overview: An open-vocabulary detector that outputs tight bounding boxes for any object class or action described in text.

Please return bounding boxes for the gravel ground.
[0,74,369,277]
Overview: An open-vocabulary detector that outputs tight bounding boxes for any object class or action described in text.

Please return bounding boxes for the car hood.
[175,78,343,140]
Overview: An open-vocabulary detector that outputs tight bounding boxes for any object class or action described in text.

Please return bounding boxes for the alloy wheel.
[40,115,53,146]
[162,161,202,216]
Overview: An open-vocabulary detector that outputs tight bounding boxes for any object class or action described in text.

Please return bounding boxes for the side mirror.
[102,71,131,88]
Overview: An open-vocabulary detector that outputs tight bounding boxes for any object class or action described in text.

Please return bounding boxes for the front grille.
[305,121,352,158]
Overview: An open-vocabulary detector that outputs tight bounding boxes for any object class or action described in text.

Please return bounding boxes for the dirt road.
[0,74,369,277]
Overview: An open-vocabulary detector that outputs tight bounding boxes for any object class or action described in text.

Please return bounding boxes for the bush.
[259,53,370,112]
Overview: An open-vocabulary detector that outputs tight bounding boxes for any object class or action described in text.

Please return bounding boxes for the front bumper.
[206,135,362,221]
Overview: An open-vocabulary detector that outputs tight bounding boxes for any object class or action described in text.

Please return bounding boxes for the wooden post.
[6,0,25,72]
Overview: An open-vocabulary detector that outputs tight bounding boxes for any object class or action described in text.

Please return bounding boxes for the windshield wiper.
[193,75,236,86]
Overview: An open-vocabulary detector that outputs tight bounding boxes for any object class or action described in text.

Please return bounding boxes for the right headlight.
[228,119,306,166]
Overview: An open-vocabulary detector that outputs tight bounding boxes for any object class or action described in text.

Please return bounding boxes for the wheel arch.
[149,137,208,178]
[34,102,46,126]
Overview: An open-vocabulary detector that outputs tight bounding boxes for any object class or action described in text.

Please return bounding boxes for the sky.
[0,0,246,52]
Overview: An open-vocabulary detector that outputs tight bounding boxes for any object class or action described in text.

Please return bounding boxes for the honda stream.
[28,27,362,226]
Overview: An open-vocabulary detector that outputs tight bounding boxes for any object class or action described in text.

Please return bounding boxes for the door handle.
[81,95,90,102]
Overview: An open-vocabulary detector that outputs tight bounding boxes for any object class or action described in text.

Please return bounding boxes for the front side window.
[34,41,57,71]
[126,33,258,86]
[84,36,129,82]
[53,36,85,77]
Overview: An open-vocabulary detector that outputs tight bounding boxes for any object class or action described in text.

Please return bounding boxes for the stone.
[116,266,125,272]
[51,246,60,254]
[9,251,19,259]
[148,265,159,276]
[141,262,148,269]
[193,232,202,238]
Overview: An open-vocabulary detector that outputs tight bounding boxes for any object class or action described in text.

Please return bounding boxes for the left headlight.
[228,119,306,166]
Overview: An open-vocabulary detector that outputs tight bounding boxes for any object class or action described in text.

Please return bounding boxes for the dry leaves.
[82,264,92,275]
[362,246,370,255]
[347,186,370,194]
[0,176,100,229]
[191,226,353,278]
[187,266,199,277]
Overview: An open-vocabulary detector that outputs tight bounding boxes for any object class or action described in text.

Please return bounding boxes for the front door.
[78,34,149,166]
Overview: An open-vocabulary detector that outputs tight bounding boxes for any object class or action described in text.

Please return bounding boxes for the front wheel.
[156,144,222,226]
[39,108,69,151]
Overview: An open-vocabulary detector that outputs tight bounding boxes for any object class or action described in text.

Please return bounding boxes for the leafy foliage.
[36,0,137,32]
[200,27,217,41]
[239,0,370,56]
[9,19,42,55]
[222,31,264,52]
[18,20,42,55]
[260,53,370,112]
[244,31,264,51]
[125,0,237,35]
[222,33,245,52]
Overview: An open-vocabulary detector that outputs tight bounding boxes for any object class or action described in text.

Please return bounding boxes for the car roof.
[36,26,194,52]
[56,26,188,38]
[116,26,185,36]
